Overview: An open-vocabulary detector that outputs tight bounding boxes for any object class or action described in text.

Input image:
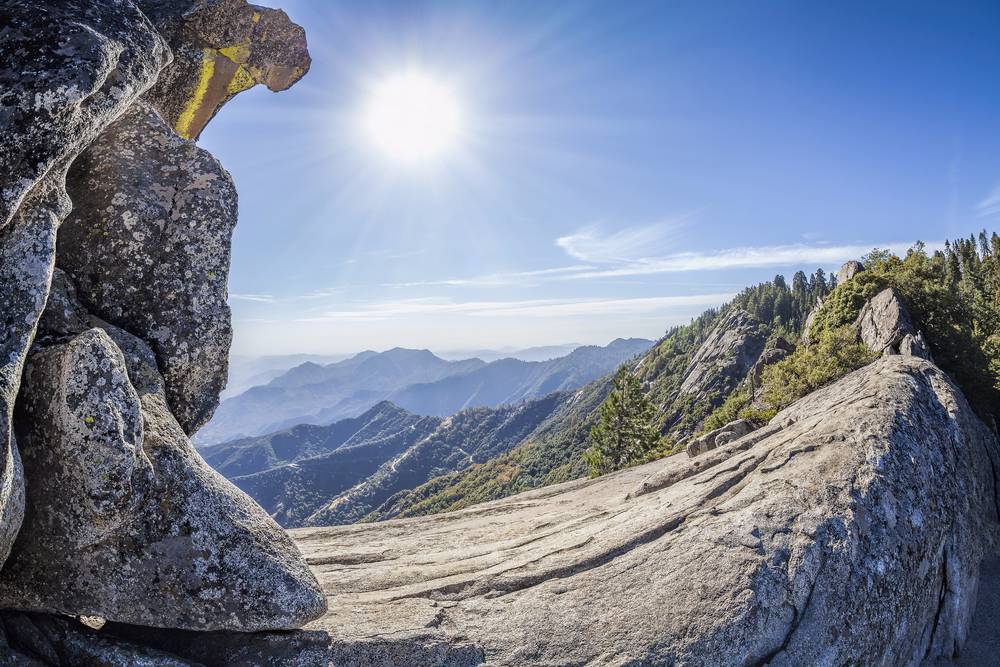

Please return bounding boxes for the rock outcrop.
[0,0,171,574]
[677,308,767,402]
[139,0,311,139]
[0,0,322,655]
[837,259,864,284]
[59,100,237,434]
[746,335,794,395]
[857,287,932,359]
[84,356,999,665]
[0,276,325,631]
[684,417,754,457]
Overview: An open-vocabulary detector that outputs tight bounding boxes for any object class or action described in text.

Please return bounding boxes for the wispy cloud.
[561,241,923,279]
[977,184,1000,217]
[230,293,276,303]
[377,236,926,290]
[383,265,590,288]
[555,217,691,263]
[299,293,733,322]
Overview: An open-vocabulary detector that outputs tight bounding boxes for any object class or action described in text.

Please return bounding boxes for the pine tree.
[584,367,660,476]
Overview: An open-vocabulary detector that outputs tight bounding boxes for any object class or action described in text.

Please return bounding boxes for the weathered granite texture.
[857,287,931,359]
[0,278,326,631]
[836,259,864,285]
[139,0,311,139]
[60,101,237,434]
[0,0,170,573]
[256,356,994,666]
[0,0,168,229]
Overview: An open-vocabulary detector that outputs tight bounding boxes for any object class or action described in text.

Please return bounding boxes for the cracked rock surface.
[59,100,236,435]
[0,276,325,631]
[259,356,997,666]
[0,0,170,574]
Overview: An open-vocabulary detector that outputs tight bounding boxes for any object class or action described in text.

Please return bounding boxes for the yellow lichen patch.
[251,10,261,24]
[226,64,256,95]
[219,42,251,65]
[175,47,217,139]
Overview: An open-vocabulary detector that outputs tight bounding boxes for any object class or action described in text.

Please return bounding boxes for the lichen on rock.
[139,0,312,139]
[59,101,237,435]
[0,277,326,631]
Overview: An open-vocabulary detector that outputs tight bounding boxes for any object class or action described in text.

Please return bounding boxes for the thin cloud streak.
[229,293,276,302]
[383,265,591,288]
[555,217,692,263]
[562,241,924,279]
[375,240,929,290]
[977,184,1000,217]
[299,293,734,322]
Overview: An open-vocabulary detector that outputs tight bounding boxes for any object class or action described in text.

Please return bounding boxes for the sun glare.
[363,71,464,163]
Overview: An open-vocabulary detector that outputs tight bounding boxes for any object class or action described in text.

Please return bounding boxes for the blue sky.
[200,0,1000,355]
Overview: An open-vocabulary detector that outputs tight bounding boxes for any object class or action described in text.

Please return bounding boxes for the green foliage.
[701,390,750,432]
[584,367,661,476]
[758,326,877,412]
[761,231,1000,427]
[729,269,833,341]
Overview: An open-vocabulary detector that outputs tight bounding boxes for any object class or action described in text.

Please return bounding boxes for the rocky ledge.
[79,356,999,666]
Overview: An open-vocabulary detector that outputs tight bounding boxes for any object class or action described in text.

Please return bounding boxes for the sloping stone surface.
[59,101,237,435]
[0,279,326,632]
[139,0,311,139]
[121,356,996,666]
[675,306,767,403]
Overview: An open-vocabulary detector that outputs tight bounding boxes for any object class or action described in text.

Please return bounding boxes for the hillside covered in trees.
[380,231,1000,519]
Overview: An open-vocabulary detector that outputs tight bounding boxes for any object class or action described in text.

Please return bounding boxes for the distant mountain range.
[203,396,566,527]
[435,343,582,363]
[197,338,653,445]
[222,353,351,399]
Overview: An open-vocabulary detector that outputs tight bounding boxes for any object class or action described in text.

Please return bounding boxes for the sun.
[362,71,464,163]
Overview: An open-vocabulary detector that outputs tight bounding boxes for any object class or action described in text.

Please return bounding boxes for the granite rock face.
[139,0,311,139]
[0,289,326,631]
[857,287,931,358]
[684,417,755,457]
[0,0,168,229]
[675,307,767,406]
[59,101,236,434]
[836,259,864,285]
[0,0,170,574]
[256,356,996,666]
[0,0,321,642]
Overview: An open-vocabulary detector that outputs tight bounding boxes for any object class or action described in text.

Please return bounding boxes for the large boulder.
[59,101,237,435]
[684,418,755,458]
[0,0,169,573]
[857,287,931,359]
[0,279,326,632]
[138,0,311,139]
[836,259,864,285]
[136,355,996,666]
